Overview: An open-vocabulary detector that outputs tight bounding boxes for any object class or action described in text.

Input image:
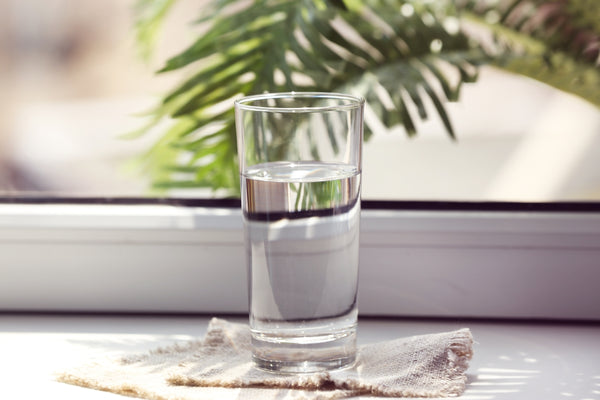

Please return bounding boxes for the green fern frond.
[133,0,599,194]
[134,0,177,61]
[460,0,599,106]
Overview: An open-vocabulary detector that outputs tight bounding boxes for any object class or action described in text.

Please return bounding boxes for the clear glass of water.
[234,92,364,373]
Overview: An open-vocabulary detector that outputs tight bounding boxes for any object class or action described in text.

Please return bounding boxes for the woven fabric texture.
[57,318,473,399]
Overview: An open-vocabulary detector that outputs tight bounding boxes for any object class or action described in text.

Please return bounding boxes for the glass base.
[251,329,356,374]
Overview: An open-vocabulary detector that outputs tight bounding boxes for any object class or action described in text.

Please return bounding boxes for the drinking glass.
[234,92,364,373]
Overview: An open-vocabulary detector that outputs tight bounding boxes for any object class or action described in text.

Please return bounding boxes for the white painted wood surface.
[0,314,598,399]
[1,204,599,320]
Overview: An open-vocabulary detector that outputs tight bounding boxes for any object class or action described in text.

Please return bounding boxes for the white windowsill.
[2,203,599,397]
[1,202,599,320]
[1,313,598,399]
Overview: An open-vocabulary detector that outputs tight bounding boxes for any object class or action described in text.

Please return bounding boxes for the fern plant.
[132,0,599,196]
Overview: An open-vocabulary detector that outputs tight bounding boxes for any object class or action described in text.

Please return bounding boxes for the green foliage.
[459,0,600,105]
[133,0,599,195]
[134,0,177,61]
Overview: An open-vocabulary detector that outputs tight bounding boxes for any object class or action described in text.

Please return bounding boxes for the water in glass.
[242,160,360,373]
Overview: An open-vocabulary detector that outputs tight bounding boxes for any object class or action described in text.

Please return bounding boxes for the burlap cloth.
[57,318,473,399]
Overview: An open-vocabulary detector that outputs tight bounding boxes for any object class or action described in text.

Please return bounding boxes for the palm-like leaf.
[133,0,599,195]
[134,0,177,61]
[459,0,599,103]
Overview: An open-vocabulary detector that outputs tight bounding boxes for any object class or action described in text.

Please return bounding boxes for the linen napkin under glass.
[57,318,473,399]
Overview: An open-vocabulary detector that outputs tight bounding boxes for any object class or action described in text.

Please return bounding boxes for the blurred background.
[1,0,599,201]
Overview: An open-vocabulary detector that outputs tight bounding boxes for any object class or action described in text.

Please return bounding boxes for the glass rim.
[234,91,365,113]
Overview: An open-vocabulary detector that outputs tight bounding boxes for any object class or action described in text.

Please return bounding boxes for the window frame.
[1,198,599,321]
